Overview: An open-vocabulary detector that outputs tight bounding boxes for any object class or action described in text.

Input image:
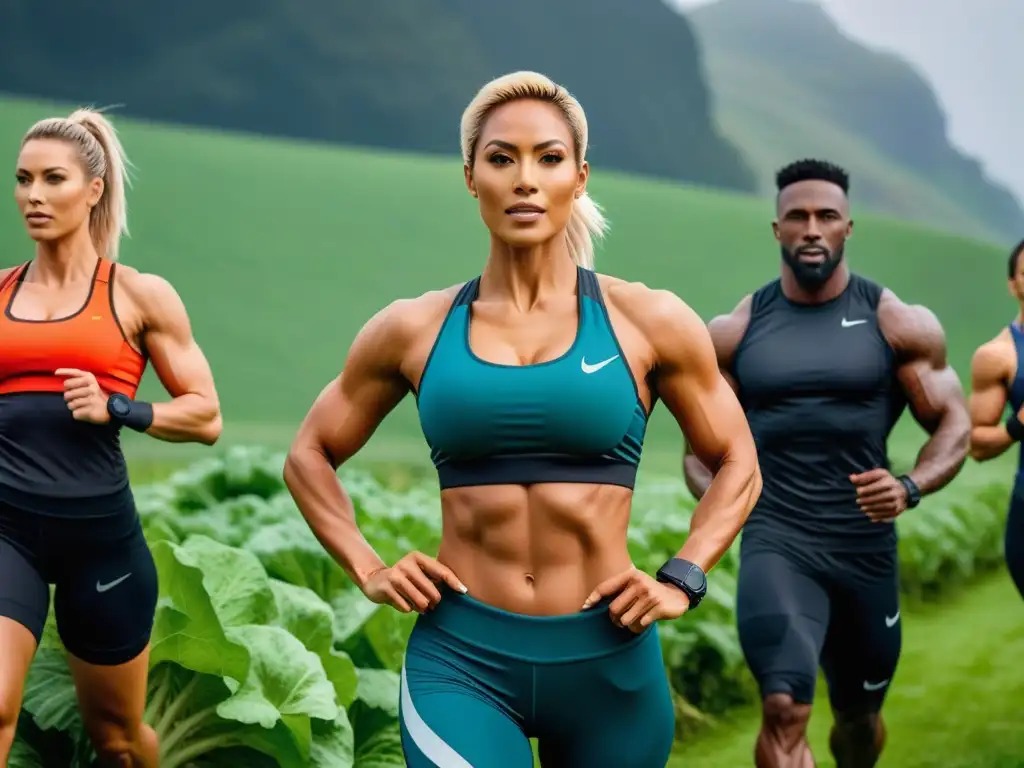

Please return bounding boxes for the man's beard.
[781,243,845,289]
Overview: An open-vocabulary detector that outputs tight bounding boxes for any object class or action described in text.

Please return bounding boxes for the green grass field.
[0,93,1016,477]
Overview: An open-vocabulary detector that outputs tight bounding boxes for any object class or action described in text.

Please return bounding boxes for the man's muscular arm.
[877,291,970,497]
[683,295,751,499]
[968,339,1017,461]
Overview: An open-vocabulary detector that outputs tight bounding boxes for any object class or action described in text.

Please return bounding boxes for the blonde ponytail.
[565,191,608,270]
[23,107,132,261]
[460,71,609,269]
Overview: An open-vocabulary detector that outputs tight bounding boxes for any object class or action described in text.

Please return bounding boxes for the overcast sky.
[667,0,1024,208]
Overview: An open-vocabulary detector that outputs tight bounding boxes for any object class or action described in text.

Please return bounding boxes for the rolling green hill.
[687,0,1024,245]
[0,95,1013,475]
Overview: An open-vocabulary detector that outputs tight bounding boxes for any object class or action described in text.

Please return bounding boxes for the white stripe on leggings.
[400,663,475,767]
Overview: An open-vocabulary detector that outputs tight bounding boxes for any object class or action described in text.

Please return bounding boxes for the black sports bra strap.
[452,277,481,308]
[577,266,603,304]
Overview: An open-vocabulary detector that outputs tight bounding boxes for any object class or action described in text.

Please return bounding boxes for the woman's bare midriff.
[435,482,635,616]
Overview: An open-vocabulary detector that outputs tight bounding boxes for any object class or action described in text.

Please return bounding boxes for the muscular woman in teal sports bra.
[284,70,762,767]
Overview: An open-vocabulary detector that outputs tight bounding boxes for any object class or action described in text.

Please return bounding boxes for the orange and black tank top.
[0,258,147,514]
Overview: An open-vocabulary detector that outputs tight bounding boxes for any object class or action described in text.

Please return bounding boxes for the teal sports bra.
[415,267,649,490]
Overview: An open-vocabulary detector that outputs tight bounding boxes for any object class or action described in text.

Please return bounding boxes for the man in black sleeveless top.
[684,159,970,768]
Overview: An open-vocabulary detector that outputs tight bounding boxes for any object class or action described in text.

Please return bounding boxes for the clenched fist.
[56,368,110,424]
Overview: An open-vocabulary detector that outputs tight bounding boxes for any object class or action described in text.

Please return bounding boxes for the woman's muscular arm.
[645,290,761,573]
[283,293,467,613]
[132,272,222,444]
[682,294,752,501]
[582,285,760,631]
[283,300,416,588]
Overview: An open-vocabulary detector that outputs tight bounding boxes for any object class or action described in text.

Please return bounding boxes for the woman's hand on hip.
[362,551,468,614]
[582,566,691,633]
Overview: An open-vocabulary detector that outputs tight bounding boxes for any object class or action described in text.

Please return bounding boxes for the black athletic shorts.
[735,533,901,715]
[0,486,158,666]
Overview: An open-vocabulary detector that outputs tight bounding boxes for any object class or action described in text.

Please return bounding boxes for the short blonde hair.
[22,108,132,261]
[460,71,608,269]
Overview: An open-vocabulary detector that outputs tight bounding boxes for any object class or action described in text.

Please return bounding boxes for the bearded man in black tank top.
[684,159,971,768]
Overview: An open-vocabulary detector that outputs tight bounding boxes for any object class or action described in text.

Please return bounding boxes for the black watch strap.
[655,558,707,610]
[897,474,921,508]
[107,394,154,433]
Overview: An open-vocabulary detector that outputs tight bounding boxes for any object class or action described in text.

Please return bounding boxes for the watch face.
[110,396,131,417]
[684,567,707,593]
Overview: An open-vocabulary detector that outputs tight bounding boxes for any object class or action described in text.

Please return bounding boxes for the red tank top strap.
[84,258,115,315]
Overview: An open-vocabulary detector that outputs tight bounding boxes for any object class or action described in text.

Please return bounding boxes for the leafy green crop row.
[11,447,1013,765]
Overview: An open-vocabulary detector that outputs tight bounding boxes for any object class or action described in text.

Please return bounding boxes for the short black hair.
[775,158,850,195]
[1008,238,1024,278]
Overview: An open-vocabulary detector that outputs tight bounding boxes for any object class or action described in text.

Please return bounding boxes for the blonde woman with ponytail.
[0,108,222,766]
[286,71,760,766]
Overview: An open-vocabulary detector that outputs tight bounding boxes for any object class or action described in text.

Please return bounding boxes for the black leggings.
[1007,489,1024,600]
[0,490,158,666]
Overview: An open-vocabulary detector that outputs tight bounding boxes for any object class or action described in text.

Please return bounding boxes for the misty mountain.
[687,0,1024,243]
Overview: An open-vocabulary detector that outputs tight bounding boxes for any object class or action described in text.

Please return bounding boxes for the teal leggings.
[398,587,676,767]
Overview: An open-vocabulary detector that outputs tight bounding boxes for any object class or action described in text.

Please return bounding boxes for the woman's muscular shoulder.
[349,283,466,383]
[108,264,186,344]
[373,283,463,347]
[598,274,708,362]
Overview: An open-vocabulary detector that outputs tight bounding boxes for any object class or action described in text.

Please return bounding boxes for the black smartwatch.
[106,393,154,433]
[897,474,921,509]
[655,558,707,610]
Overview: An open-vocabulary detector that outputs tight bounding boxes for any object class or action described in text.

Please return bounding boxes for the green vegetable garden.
[10,446,1014,767]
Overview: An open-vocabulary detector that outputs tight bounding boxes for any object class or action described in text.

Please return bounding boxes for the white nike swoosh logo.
[581,355,619,374]
[885,611,900,627]
[862,679,889,691]
[96,573,132,593]
[841,318,867,327]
